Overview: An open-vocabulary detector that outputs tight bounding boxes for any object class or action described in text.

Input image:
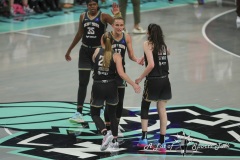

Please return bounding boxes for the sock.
[77,107,83,114]
[102,130,107,136]
[141,131,147,140]
[112,138,118,143]
[159,134,165,144]
[106,123,111,131]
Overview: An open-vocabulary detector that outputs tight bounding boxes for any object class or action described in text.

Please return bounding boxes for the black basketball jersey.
[110,32,127,66]
[82,11,107,47]
[93,48,116,80]
[145,45,169,77]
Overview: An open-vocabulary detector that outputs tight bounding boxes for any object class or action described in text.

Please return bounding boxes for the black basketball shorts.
[78,46,96,70]
[143,76,172,102]
[91,80,119,107]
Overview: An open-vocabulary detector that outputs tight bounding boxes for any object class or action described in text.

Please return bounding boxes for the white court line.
[4,128,12,135]
[222,123,240,128]
[228,130,240,142]
[202,9,240,58]
[124,107,139,108]
[16,31,51,38]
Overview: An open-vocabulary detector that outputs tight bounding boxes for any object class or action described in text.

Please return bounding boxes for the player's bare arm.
[126,34,144,65]
[114,53,141,93]
[65,13,84,61]
[135,41,154,84]
[92,48,100,63]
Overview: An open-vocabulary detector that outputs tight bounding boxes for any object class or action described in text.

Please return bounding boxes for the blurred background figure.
[237,0,240,28]
[29,0,62,13]
[61,0,74,8]
[198,0,204,5]
[29,0,48,13]
[118,0,146,33]
[9,0,34,16]
[45,0,62,11]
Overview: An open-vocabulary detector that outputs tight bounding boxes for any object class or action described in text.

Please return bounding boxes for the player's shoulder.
[80,12,86,19]
[80,12,86,16]
[123,32,131,41]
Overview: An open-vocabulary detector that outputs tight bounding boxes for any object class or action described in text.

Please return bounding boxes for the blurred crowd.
[0,0,106,16]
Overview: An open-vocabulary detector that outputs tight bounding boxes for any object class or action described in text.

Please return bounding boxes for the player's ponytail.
[102,32,113,68]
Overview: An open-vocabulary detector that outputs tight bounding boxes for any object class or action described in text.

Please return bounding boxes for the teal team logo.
[0,101,240,159]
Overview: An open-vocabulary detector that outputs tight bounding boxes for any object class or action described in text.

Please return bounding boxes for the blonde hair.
[113,16,124,23]
[102,32,113,68]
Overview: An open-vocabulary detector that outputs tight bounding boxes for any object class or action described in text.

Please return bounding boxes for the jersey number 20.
[98,55,103,66]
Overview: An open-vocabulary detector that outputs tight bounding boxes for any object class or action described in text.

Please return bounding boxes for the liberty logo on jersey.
[0,102,240,159]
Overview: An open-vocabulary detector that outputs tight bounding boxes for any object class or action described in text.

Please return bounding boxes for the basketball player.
[102,17,144,137]
[91,32,140,151]
[65,0,120,123]
[135,23,172,153]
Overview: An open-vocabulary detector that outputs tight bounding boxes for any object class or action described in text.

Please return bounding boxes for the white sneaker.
[100,132,113,151]
[237,16,240,28]
[24,6,34,14]
[107,142,119,151]
[132,27,146,34]
[69,112,84,123]
[107,130,112,135]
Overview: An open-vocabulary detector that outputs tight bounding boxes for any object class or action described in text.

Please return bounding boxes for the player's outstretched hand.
[111,2,120,15]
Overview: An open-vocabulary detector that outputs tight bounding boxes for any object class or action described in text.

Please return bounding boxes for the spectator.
[118,0,146,33]
[236,0,240,28]
[10,0,34,16]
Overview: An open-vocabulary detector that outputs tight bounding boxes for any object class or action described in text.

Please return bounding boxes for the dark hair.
[86,0,98,4]
[86,0,100,11]
[102,32,114,68]
[147,23,166,54]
